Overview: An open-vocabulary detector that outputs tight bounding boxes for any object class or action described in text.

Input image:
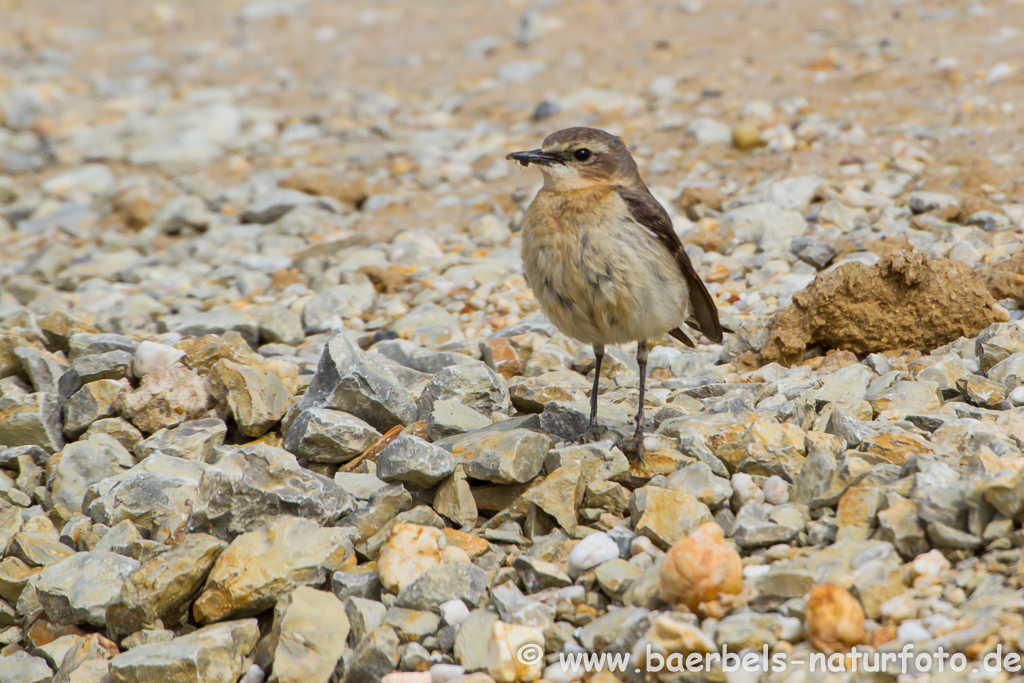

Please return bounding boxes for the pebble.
[567,532,620,578]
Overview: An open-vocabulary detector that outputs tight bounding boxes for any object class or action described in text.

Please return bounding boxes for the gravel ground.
[2,1,1024,682]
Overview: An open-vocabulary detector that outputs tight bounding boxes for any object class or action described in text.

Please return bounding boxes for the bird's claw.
[575,423,608,444]
[617,432,645,461]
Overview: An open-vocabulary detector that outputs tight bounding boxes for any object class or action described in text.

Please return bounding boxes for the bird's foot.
[574,422,608,444]
[617,431,646,461]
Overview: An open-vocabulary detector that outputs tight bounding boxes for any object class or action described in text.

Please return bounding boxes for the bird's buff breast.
[521,190,689,346]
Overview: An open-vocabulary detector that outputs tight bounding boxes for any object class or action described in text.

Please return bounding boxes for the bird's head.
[507,127,641,192]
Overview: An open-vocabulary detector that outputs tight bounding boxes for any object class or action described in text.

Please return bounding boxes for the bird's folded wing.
[616,186,724,343]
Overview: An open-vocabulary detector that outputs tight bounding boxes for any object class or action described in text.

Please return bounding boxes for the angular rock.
[115,366,210,434]
[32,551,139,627]
[0,391,64,454]
[50,440,133,520]
[268,587,349,683]
[376,435,456,489]
[106,533,227,638]
[396,563,489,612]
[0,651,53,683]
[133,418,227,462]
[188,443,353,539]
[207,359,292,438]
[634,487,713,549]
[84,454,209,543]
[416,362,510,420]
[284,408,380,464]
[62,380,128,439]
[342,626,399,683]
[294,333,416,432]
[108,619,259,683]
[193,516,352,623]
[452,429,550,484]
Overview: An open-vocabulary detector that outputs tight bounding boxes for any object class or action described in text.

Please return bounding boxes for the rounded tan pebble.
[659,522,743,612]
[805,583,866,652]
[732,122,764,150]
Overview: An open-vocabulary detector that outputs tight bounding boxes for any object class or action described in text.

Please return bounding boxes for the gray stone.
[988,352,1024,390]
[294,333,416,432]
[512,555,572,593]
[339,484,412,542]
[334,473,387,501]
[105,533,227,639]
[188,443,353,539]
[13,347,67,394]
[912,462,966,529]
[50,439,132,520]
[284,408,381,464]
[332,570,381,602]
[376,434,455,489]
[540,400,630,441]
[877,500,929,560]
[452,428,550,484]
[0,651,53,683]
[107,619,259,683]
[67,334,138,361]
[84,453,209,543]
[415,361,510,420]
[342,625,399,683]
[426,399,491,441]
[134,418,227,461]
[32,550,139,627]
[62,380,128,439]
[59,350,134,398]
[733,501,800,549]
[396,562,489,612]
[578,606,650,652]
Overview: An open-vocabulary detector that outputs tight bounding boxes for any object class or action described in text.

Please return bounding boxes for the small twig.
[339,424,403,473]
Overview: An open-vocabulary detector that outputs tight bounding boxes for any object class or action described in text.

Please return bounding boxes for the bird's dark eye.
[573,148,592,161]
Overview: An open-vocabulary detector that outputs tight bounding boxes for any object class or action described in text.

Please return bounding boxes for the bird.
[507,127,724,458]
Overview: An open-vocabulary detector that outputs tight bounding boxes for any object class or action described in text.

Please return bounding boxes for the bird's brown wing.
[616,186,724,343]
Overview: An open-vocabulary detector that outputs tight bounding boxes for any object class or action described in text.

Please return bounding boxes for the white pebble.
[986,62,1014,84]
[1009,386,1024,405]
[567,532,620,578]
[133,340,185,377]
[763,475,790,505]
[896,620,931,644]
[239,665,265,683]
[731,473,764,505]
[438,599,469,626]
[543,661,582,683]
[429,664,465,683]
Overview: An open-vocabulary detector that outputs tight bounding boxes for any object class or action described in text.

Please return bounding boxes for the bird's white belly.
[524,219,690,346]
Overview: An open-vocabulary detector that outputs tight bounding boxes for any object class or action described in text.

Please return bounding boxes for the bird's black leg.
[619,340,648,460]
[578,344,607,443]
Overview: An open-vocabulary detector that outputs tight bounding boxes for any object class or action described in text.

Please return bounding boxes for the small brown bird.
[507,127,724,457]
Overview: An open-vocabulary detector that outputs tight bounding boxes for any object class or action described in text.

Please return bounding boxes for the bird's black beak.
[506,149,559,167]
